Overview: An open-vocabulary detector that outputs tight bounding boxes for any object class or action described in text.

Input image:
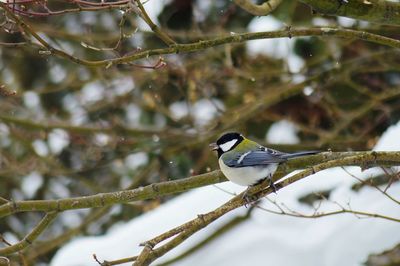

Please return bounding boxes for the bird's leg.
[241,186,261,207]
[241,186,252,207]
[269,177,278,194]
[268,176,278,194]
[242,175,278,206]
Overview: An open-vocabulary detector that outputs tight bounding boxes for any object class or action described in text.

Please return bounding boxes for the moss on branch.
[300,0,400,25]
[1,151,399,219]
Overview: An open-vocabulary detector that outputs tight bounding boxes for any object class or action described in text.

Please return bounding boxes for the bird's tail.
[280,151,320,159]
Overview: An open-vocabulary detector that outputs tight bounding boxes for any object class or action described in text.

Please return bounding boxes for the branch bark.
[0,152,399,219]
[234,0,283,16]
[130,151,400,265]
[299,0,400,25]
[0,151,399,258]
[1,2,399,67]
[0,212,58,255]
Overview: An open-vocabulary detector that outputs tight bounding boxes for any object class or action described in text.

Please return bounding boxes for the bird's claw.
[267,173,282,193]
[241,178,279,207]
[269,180,278,193]
[241,187,258,207]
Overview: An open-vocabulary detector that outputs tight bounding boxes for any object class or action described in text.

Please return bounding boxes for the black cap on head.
[216,132,242,146]
[213,132,244,158]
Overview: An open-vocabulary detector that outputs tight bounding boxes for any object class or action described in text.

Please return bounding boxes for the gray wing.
[224,150,287,168]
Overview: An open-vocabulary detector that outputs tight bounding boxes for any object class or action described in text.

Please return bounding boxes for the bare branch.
[341,167,400,205]
[133,0,176,46]
[129,152,400,265]
[0,151,399,219]
[299,0,400,25]
[1,5,399,67]
[257,201,400,222]
[0,212,58,255]
[234,0,282,16]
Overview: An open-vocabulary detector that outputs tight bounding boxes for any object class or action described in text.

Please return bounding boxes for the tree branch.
[0,212,58,255]
[130,151,400,265]
[258,200,400,222]
[1,152,399,219]
[1,3,399,67]
[133,0,176,46]
[0,170,225,218]
[299,0,400,25]
[234,0,283,16]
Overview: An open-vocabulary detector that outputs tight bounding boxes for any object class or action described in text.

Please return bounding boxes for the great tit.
[210,132,319,190]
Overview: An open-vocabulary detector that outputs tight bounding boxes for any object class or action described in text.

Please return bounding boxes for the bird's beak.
[209,143,219,151]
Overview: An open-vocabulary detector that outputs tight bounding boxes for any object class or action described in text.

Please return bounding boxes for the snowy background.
[2,1,400,266]
[51,120,400,266]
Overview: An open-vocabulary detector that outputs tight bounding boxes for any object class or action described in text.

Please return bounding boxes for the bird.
[210,132,319,192]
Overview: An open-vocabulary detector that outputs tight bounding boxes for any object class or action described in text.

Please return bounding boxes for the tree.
[0,0,400,265]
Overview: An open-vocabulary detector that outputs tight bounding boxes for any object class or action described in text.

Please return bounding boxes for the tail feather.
[280,150,320,159]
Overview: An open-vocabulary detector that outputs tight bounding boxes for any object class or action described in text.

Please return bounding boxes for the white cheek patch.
[219,139,238,152]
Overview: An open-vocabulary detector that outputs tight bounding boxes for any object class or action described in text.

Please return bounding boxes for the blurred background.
[1,0,400,265]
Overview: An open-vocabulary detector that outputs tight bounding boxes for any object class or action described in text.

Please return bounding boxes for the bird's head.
[210,132,244,157]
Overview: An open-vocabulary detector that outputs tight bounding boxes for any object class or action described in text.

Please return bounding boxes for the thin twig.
[133,0,176,46]
[0,212,58,255]
[341,167,400,205]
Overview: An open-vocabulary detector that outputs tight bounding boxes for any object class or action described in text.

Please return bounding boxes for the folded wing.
[224,150,320,168]
[224,151,287,168]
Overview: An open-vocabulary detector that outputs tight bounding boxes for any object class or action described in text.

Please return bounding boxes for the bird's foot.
[242,178,280,207]
[241,187,258,207]
[269,179,278,194]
